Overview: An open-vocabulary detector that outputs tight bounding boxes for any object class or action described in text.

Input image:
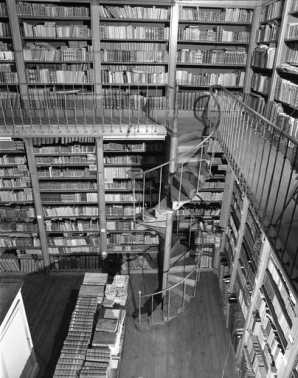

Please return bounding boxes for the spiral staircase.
[132,96,220,328]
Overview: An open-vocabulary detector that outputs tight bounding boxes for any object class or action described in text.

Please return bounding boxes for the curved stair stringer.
[134,86,221,329]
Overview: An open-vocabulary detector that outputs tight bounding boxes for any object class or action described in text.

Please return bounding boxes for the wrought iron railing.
[0,83,169,136]
[209,85,298,292]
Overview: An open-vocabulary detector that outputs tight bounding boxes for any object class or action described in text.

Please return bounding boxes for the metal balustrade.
[209,85,298,292]
[0,83,169,137]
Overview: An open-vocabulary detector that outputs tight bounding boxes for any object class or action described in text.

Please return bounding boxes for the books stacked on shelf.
[0,251,20,271]
[177,47,247,65]
[0,22,10,37]
[101,48,168,63]
[245,335,267,378]
[260,0,283,22]
[256,21,279,43]
[49,254,104,271]
[23,42,93,62]
[99,5,170,20]
[292,0,298,12]
[238,350,255,378]
[176,71,245,87]
[285,43,298,66]
[21,23,91,39]
[101,67,168,85]
[179,7,253,23]
[0,3,7,17]
[252,45,276,69]
[0,42,14,61]
[99,25,170,40]
[243,93,266,115]
[274,76,298,108]
[251,73,271,94]
[18,253,44,272]
[286,23,298,40]
[178,27,250,43]
[16,2,90,17]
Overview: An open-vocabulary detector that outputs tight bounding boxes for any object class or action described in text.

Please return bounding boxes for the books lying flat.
[92,330,117,347]
[78,284,105,298]
[103,308,121,320]
[96,318,118,333]
[83,272,108,286]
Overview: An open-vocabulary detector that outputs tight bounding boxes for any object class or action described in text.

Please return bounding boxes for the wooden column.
[162,212,173,297]
[7,0,29,108]
[95,137,108,258]
[91,0,103,110]
[24,138,50,270]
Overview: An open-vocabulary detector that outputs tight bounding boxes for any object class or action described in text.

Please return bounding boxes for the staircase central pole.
[162,212,174,298]
[169,81,179,175]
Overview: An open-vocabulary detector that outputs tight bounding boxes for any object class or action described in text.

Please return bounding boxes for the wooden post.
[162,211,173,297]
[24,138,50,270]
[95,137,108,259]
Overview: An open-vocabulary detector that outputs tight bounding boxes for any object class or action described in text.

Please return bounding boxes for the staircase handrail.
[208,85,298,147]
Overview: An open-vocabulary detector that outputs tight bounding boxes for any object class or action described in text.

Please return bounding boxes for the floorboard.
[0,271,238,378]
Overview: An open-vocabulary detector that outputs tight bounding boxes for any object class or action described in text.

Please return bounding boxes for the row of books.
[177,48,247,65]
[48,235,100,247]
[234,273,250,316]
[41,192,98,203]
[19,254,44,272]
[17,2,90,18]
[0,3,7,17]
[45,220,99,232]
[0,251,20,271]
[48,246,100,254]
[104,180,142,190]
[0,221,37,232]
[101,70,168,85]
[103,89,167,110]
[177,90,211,111]
[107,233,159,245]
[263,272,292,345]
[0,167,29,177]
[23,43,93,62]
[0,140,24,151]
[0,72,18,84]
[286,23,298,40]
[274,77,298,109]
[101,49,169,63]
[105,193,153,203]
[292,0,298,12]
[0,155,26,164]
[104,166,142,180]
[0,177,31,188]
[255,291,285,366]
[106,220,145,231]
[268,256,296,323]
[37,167,97,178]
[0,45,14,61]
[260,0,283,23]
[21,23,91,39]
[34,141,95,154]
[104,155,158,165]
[39,181,97,191]
[0,92,20,109]
[177,204,221,217]
[179,7,253,23]
[26,68,94,84]
[175,71,245,87]
[251,46,276,69]
[243,93,266,116]
[0,236,40,247]
[286,43,298,65]
[36,155,95,165]
[0,190,33,202]
[178,27,250,43]
[245,335,267,378]
[0,22,10,37]
[42,205,142,217]
[99,25,170,40]
[256,22,279,43]
[99,5,170,20]
[251,73,271,94]
[0,206,35,218]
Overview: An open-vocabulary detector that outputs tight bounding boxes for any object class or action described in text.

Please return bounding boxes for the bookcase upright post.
[24,138,50,270]
[95,137,107,258]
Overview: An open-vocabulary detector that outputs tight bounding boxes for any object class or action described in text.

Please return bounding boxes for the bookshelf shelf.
[177,40,249,45]
[99,18,170,23]
[176,63,246,68]
[285,37,298,42]
[178,20,251,26]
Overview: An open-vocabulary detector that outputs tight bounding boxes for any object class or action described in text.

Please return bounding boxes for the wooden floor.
[0,271,238,378]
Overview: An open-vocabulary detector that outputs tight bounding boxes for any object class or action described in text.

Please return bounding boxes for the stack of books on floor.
[53,273,108,378]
